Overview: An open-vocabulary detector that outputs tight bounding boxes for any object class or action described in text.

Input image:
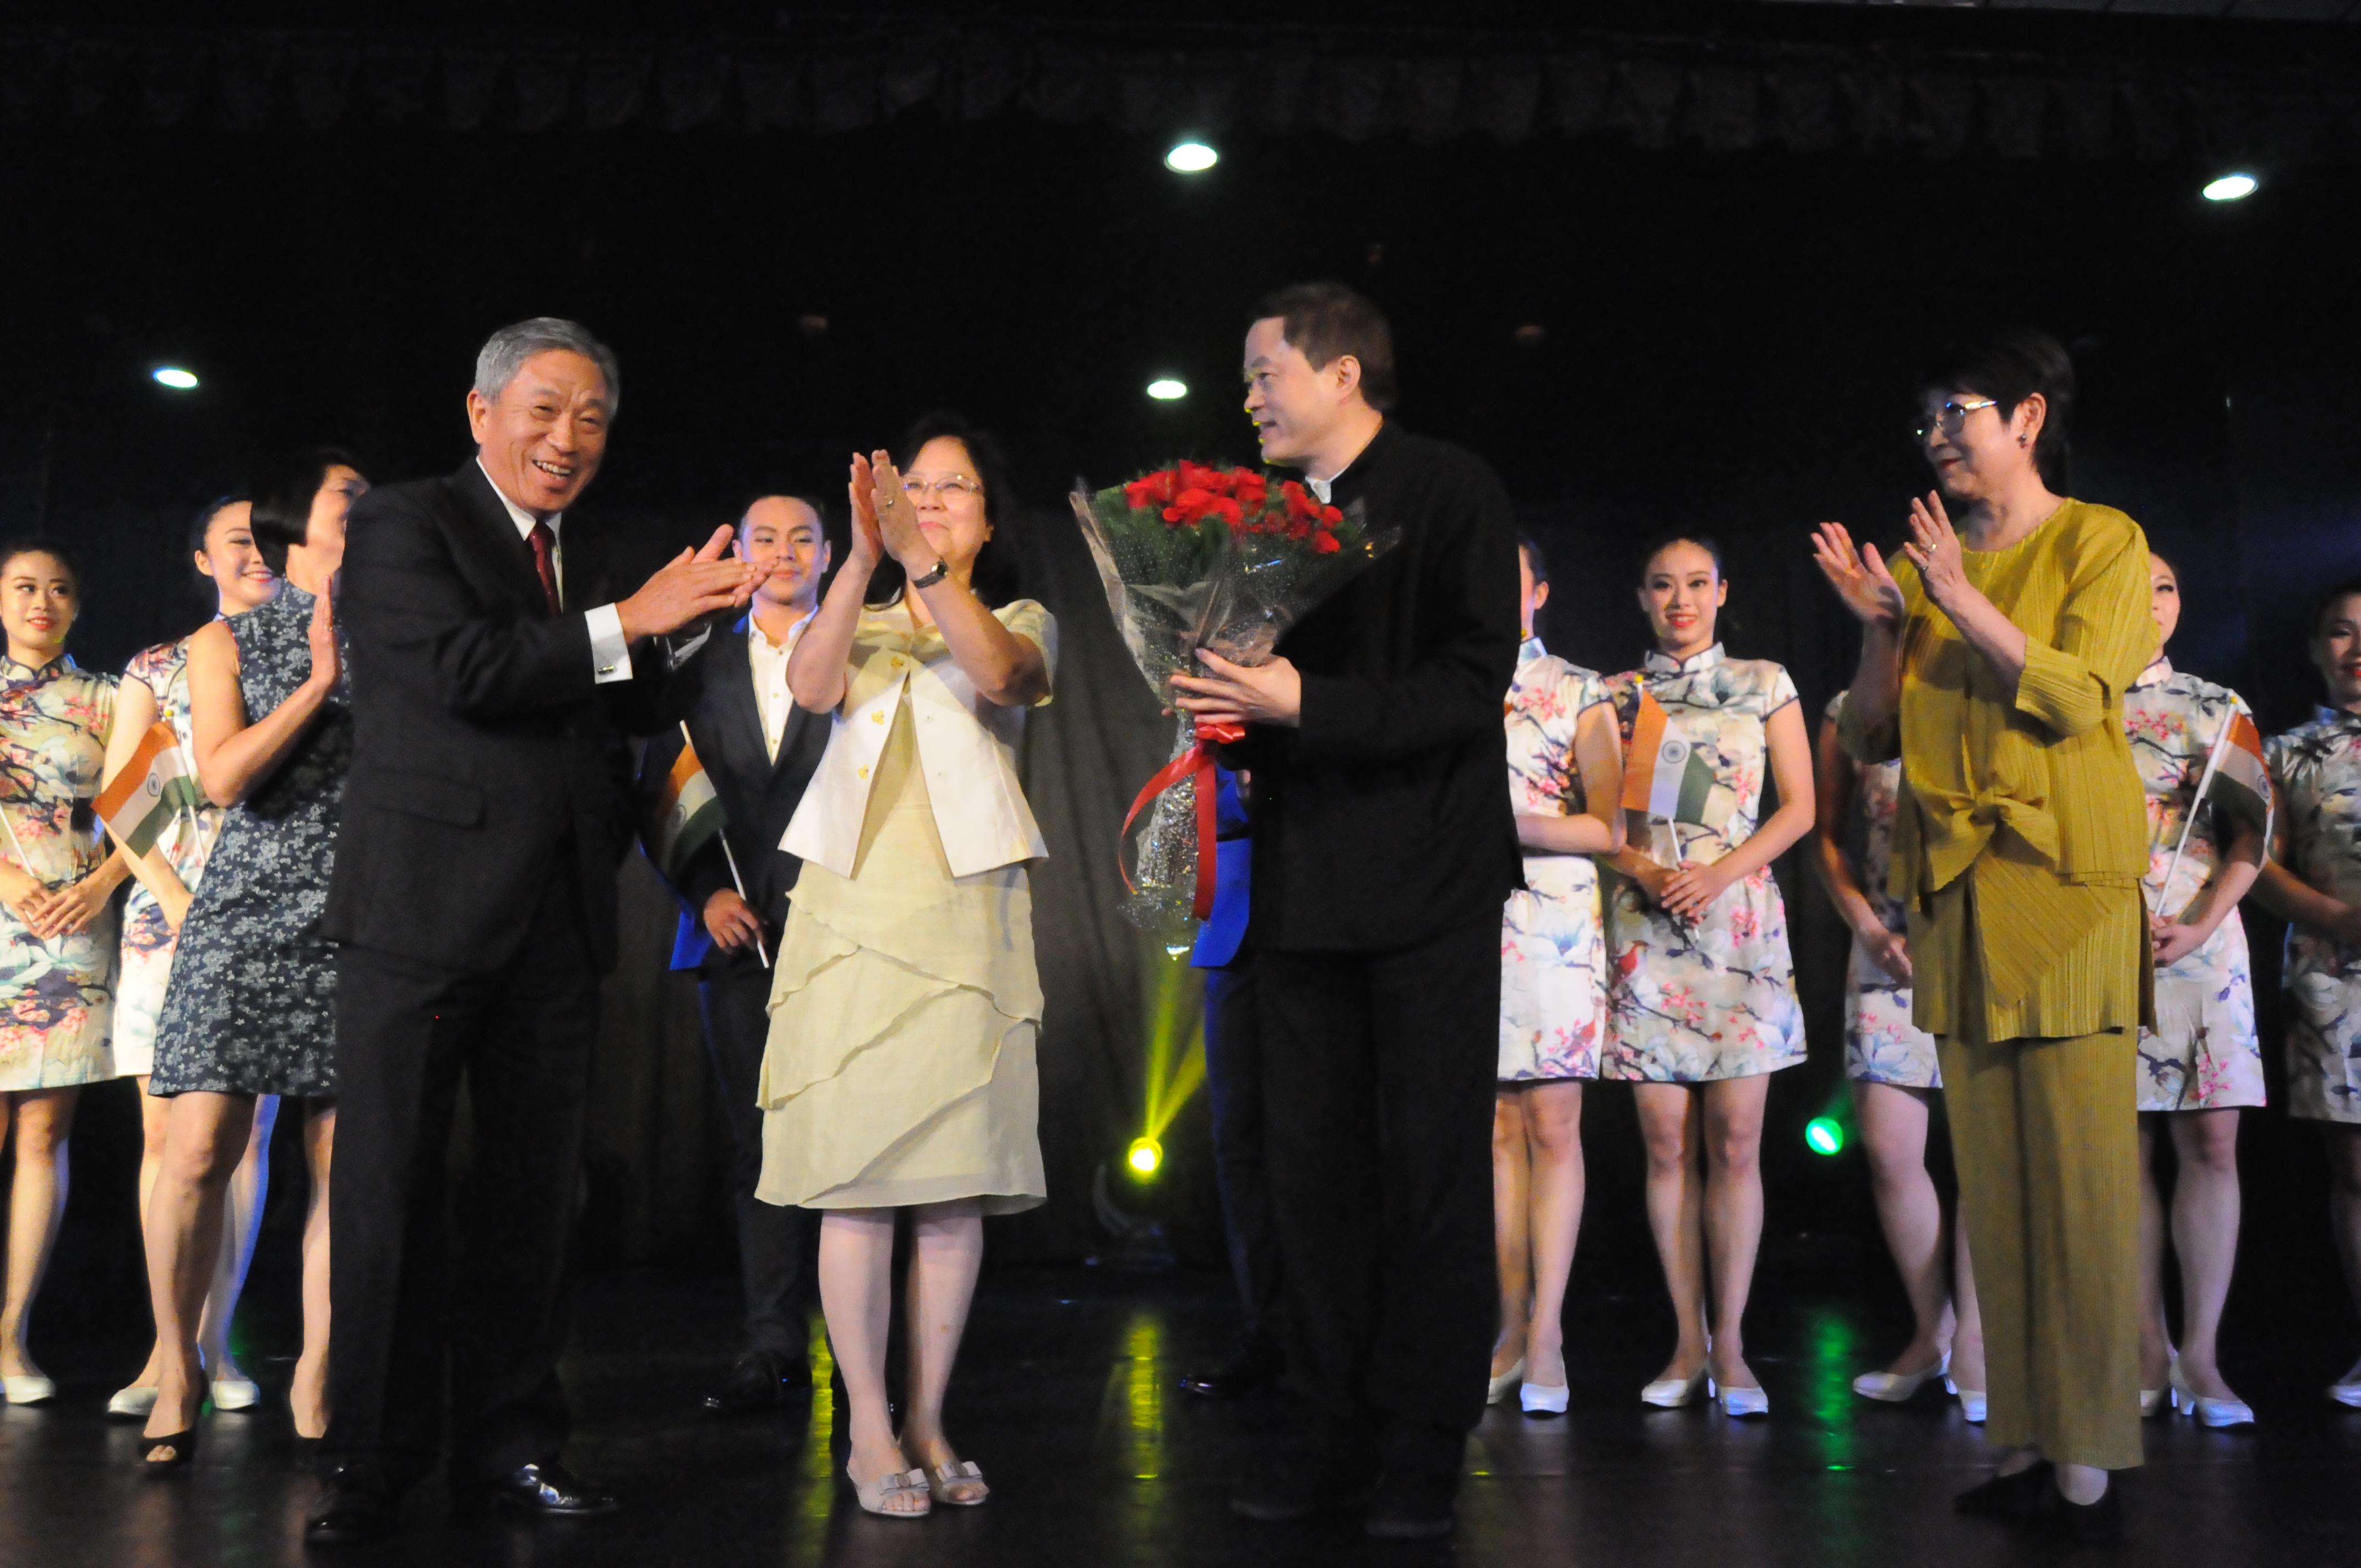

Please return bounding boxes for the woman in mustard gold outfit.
[1812,329,2151,1543]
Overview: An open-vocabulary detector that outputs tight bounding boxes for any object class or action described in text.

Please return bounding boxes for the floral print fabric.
[1826,693,1942,1089]
[2128,658,2263,1111]
[1601,645,1807,1083]
[1499,639,1609,1082]
[112,636,224,1079]
[149,587,350,1098]
[2267,706,2361,1124]
[0,656,117,1090]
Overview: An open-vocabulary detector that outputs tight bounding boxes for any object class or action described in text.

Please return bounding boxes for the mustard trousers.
[1937,1027,2144,1471]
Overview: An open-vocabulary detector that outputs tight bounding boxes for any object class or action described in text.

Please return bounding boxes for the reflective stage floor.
[2,1262,2357,1567]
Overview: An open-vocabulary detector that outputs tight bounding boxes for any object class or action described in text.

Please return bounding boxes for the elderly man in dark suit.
[636,494,834,1416]
[308,318,757,1545]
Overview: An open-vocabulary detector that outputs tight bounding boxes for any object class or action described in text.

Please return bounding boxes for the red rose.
[1312,530,1342,553]
[1125,470,1180,508]
[1207,497,1243,529]
[1162,486,1219,526]
[1177,460,1226,497]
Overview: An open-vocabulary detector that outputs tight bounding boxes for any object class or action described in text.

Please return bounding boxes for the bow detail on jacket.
[1917,783,2060,891]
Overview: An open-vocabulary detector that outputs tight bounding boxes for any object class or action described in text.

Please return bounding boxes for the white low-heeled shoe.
[1956,1388,1988,1424]
[211,1374,261,1413]
[2,1373,57,1405]
[107,1384,160,1419]
[1486,1356,1526,1407]
[2168,1356,2255,1429]
[1852,1351,1948,1404]
[1639,1367,1709,1408]
[1717,1381,1770,1419]
[2329,1355,2361,1409]
[1520,1381,1569,1417]
[2140,1385,2166,1418]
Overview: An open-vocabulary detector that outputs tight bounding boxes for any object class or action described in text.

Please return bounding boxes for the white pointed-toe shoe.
[1717,1381,1770,1419]
[107,1384,160,1419]
[2329,1355,2361,1410]
[2,1373,57,1406]
[211,1373,262,1412]
[1520,1381,1569,1417]
[2168,1355,2255,1430]
[1640,1367,1710,1409]
[1486,1357,1527,1407]
[1853,1352,1947,1404]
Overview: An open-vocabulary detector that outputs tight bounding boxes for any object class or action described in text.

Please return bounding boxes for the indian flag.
[1619,688,1722,826]
[646,738,725,881]
[95,721,202,856]
[2196,704,2273,842]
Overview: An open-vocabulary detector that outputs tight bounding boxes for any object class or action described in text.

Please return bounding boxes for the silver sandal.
[926,1458,989,1506]
[847,1462,932,1518]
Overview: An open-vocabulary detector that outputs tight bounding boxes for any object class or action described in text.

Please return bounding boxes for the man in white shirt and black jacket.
[635,495,835,1416]
[311,319,758,1545]
[1171,284,1522,1540]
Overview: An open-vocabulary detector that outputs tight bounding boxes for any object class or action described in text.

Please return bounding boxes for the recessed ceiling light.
[2202,172,2258,202]
[1164,141,1218,174]
[152,366,199,390]
[1146,378,1189,401]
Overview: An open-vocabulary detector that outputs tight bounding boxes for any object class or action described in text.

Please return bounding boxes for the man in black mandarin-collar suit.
[308,319,758,1545]
[634,496,834,1415]
[1173,285,1521,1542]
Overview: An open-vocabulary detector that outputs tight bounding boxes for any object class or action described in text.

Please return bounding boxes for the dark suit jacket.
[1237,421,1522,954]
[635,618,831,972]
[322,460,676,976]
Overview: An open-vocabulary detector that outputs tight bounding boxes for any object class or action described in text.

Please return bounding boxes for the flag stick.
[682,722,770,970]
[2159,708,2236,924]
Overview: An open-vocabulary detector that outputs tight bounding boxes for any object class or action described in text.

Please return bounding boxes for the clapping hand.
[304,580,341,692]
[1811,522,1906,627]
[618,526,760,641]
[1900,492,1969,610]
[862,452,934,570]
[845,454,887,573]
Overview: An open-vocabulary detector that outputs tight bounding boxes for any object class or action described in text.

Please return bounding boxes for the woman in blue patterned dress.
[2253,577,2361,1411]
[99,496,282,1421]
[2126,553,2266,1429]
[1814,692,1985,1418]
[1490,537,1623,1417]
[138,453,365,1466]
[1601,536,1814,1418]
[0,542,129,1406]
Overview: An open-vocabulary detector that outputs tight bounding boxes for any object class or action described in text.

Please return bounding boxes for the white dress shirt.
[747,612,812,764]
[477,459,633,685]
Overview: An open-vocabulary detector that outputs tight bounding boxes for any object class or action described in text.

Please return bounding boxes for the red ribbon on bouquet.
[1119,720,1243,922]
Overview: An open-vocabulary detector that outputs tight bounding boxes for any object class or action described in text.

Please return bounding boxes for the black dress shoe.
[1364,1471,1458,1540]
[1955,1460,2055,1520]
[704,1349,812,1415]
[305,1467,399,1547]
[1179,1340,1283,1401]
[454,1461,621,1519]
[1231,1447,1378,1523]
[2050,1479,2124,1544]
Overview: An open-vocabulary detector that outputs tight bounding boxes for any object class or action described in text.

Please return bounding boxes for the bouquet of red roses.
[1073,460,1400,943]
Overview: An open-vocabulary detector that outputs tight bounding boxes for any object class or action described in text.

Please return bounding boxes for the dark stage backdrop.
[4,10,2359,1330]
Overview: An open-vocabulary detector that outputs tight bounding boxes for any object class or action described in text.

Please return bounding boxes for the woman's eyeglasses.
[900,475,985,500]
[1913,398,1998,441]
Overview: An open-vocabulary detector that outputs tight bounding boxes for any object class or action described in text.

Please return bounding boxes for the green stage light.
[1805,1117,1845,1157]
[1127,1137,1163,1179]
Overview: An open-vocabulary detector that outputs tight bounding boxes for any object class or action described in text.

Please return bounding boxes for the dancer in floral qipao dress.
[1601,536,1813,1418]
[1814,691,1984,1420]
[2254,578,2361,1409]
[2125,553,2266,1428]
[1489,538,1622,1418]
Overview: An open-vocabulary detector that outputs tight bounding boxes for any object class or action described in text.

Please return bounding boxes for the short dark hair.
[2310,576,2361,638]
[0,538,81,600]
[1638,532,1725,582]
[1924,328,2076,492]
[1255,282,1397,412]
[737,493,832,536]
[863,411,1021,610]
[250,448,363,576]
[186,494,247,560]
[1518,533,1551,589]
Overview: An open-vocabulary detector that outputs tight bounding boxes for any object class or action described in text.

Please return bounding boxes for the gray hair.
[474,317,621,414]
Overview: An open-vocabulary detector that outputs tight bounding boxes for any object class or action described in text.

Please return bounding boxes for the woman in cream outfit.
[763,415,1050,1518]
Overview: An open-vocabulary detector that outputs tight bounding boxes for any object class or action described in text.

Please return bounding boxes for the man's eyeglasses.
[1914,398,1998,441]
[901,475,985,500]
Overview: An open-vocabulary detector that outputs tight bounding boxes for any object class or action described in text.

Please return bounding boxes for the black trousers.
[324,874,600,1487]
[698,957,810,1358]
[1201,960,1282,1347]
[1256,913,1500,1471]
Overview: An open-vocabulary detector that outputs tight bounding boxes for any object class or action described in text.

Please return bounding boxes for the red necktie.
[527,521,561,615]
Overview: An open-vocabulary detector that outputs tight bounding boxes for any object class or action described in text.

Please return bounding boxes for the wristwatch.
[910,558,949,590]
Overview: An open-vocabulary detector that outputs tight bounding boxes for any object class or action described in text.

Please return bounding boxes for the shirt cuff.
[2012,638,2104,738]
[586,603,632,685]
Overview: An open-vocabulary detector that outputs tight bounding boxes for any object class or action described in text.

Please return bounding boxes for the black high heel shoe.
[139,1422,201,1476]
